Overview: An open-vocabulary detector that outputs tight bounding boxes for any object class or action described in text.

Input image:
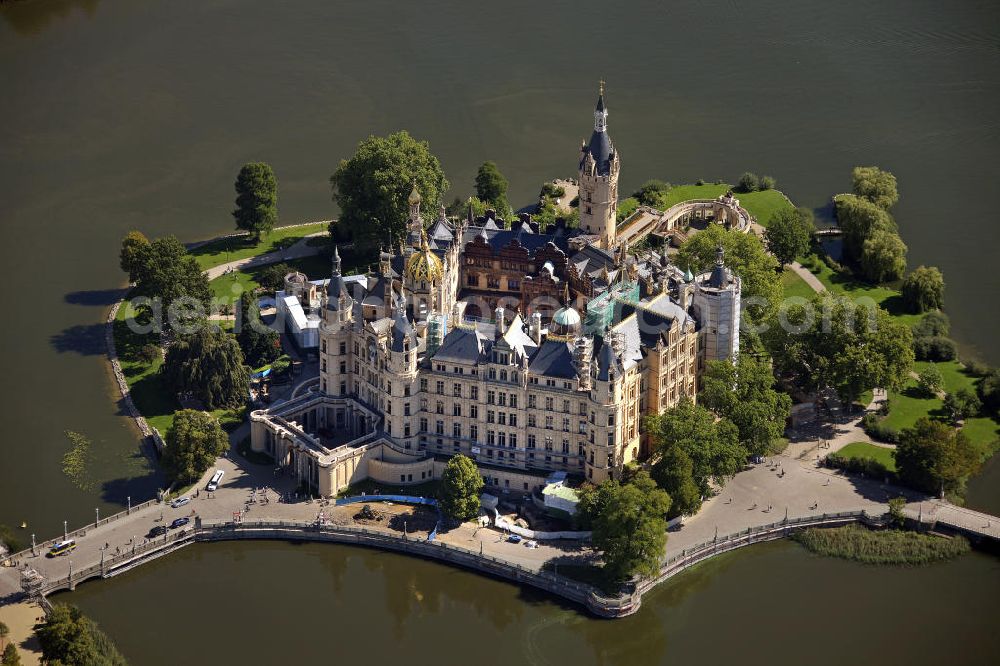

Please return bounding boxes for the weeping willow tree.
[163,326,250,410]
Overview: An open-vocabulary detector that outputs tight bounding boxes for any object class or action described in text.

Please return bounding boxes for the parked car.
[170,517,190,529]
[170,497,191,508]
[524,540,538,549]
[506,534,522,544]
[147,525,168,538]
[207,469,224,491]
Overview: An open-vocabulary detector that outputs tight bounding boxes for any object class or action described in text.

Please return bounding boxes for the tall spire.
[594,80,608,132]
[331,244,341,276]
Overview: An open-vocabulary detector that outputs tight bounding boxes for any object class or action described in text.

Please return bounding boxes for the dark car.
[147,525,168,538]
[170,517,190,529]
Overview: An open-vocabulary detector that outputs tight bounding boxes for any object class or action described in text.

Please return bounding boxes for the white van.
[207,469,224,491]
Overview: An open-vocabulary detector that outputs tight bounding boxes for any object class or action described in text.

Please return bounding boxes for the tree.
[650,445,701,518]
[0,622,7,650]
[759,175,776,191]
[616,197,640,222]
[944,389,981,424]
[256,262,294,291]
[475,161,508,204]
[901,265,945,313]
[676,224,781,322]
[1,644,19,666]
[647,400,745,495]
[834,194,897,264]
[632,179,672,209]
[765,206,814,267]
[589,472,671,581]
[767,294,914,408]
[860,228,907,283]
[163,327,250,410]
[330,131,449,250]
[127,235,212,326]
[736,172,759,193]
[236,292,280,367]
[700,355,792,457]
[895,417,980,497]
[233,162,278,241]
[163,409,230,484]
[35,603,127,666]
[887,496,907,528]
[852,166,898,210]
[439,454,483,522]
[977,369,1000,418]
[118,230,150,283]
[917,364,944,397]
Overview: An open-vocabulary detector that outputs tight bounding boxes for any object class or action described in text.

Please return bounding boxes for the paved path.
[204,232,328,281]
[788,260,827,294]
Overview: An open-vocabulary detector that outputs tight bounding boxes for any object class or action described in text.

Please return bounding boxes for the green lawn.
[835,442,897,472]
[781,267,817,300]
[962,418,1000,457]
[190,222,329,270]
[656,183,793,227]
[913,360,976,395]
[799,253,921,327]
[881,377,943,433]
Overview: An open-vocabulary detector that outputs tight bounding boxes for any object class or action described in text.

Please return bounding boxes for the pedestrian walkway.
[204,231,328,280]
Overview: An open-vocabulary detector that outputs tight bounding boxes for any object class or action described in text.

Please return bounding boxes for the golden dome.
[405,230,443,283]
[408,181,422,205]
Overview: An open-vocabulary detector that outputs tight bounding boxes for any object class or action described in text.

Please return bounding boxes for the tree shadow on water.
[64,288,126,307]
[50,323,106,355]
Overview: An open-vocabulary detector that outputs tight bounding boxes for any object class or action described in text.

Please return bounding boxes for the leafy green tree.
[0,622,8,651]
[236,292,280,367]
[589,471,671,581]
[647,400,745,495]
[676,224,782,322]
[700,355,792,457]
[163,409,230,484]
[233,162,278,241]
[330,131,449,250]
[765,206,815,267]
[943,389,981,423]
[439,454,484,522]
[1,643,20,666]
[616,197,640,222]
[901,265,945,313]
[767,294,914,408]
[887,496,907,528]
[128,235,212,323]
[834,194,897,264]
[917,364,944,397]
[852,166,899,210]
[118,230,150,283]
[35,604,127,666]
[650,445,701,518]
[736,172,760,193]
[163,327,250,410]
[977,369,1000,418]
[895,417,980,497]
[632,179,672,209]
[256,262,294,291]
[758,175,776,191]
[475,161,508,205]
[860,229,907,282]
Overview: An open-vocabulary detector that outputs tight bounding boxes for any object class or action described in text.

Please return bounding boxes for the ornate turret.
[579,80,620,250]
[550,284,581,338]
[407,180,423,248]
[326,245,352,314]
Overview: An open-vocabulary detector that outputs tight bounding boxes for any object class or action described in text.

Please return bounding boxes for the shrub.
[736,172,760,193]
[827,451,893,479]
[138,343,161,364]
[913,336,957,362]
[963,359,990,377]
[917,364,944,397]
[257,262,294,291]
[759,175,776,190]
[944,389,982,423]
[912,311,950,338]
[861,414,900,443]
[695,178,706,186]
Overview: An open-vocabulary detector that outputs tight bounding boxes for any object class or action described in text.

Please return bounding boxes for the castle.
[249,86,742,498]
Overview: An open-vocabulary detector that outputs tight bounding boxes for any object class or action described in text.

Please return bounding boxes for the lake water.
[3,0,999,661]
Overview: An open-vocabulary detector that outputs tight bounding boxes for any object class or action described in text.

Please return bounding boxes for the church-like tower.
[579,82,620,250]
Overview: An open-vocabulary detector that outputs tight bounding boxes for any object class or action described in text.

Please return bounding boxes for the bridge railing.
[3,498,162,564]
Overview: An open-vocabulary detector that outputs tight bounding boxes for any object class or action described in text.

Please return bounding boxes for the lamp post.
[63,521,67,542]
[31,534,36,557]
[95,508,100,525]
[127,496,131,515]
